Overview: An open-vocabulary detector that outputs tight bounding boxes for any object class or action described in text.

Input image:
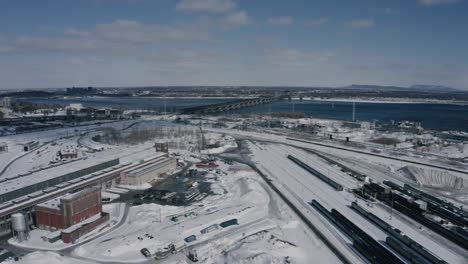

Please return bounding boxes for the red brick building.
[35,186,102,231]
[61,212,109,243]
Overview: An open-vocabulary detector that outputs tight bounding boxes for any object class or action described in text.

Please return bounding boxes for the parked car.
[140,248,151,258]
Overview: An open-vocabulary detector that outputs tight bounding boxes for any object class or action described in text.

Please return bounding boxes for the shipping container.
[184,235,197,243]
[220,219,238,228]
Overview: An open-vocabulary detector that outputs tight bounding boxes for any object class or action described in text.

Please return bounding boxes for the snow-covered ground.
[70,162,340,263]
[206,126,468,184]
[2,114,467,264]
[201,133,238,155]
[1,251,93,264]
[247,141,467,263]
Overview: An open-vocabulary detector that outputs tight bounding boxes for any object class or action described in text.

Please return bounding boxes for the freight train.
[351,201,447,264]
[310,200,404,264]
[365,181,468,250]
[287,155,343,191]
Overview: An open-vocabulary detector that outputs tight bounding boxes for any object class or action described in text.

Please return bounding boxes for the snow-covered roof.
[37,186,99,210]
[62,213,103,233]
[1,156,118,195]
[37,197,61,211]
[61,186,99,201]
[61,145,78,154]
[126,157,173,177]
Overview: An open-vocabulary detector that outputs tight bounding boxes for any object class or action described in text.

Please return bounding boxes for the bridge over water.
[181,97,280,114]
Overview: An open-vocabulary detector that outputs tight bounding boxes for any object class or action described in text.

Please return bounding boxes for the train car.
[353,238,380,264]
[351,202,391,230]
[392,201,468,250]
[331,209,405,264]
[351,201,448,264]
[310,200,333,220]
[428,205,468,227]
[386,236,432,264]
[287,155,343,191]
[404,184,444,205]
[383,181,405,192]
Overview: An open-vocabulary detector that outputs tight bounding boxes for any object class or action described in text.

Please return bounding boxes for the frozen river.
[18,97,468,131]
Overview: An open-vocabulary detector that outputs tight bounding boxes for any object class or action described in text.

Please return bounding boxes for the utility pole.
[164,96,167,120]
[198,121,205,152]
[268,105,271,128]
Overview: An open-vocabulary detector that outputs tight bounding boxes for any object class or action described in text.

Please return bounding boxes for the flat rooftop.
[126,157,173,177]
[37,197,61,211]
[1,156,117,195]
[37,186,99,210]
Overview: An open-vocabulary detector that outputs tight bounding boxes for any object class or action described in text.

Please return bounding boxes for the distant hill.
[342,84,462,93]
[409,85,460,92]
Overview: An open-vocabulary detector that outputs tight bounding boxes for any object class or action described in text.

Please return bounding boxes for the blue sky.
[0,0,467,89]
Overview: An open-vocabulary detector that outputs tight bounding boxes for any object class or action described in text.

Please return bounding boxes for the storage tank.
[11,213,26,232]
[11,213,28,242]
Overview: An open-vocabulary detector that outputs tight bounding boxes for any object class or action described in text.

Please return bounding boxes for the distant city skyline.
[0,0,467,89]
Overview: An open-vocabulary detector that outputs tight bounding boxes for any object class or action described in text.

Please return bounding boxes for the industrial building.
[0,142,7,153]
[0,97,11,108]
[0,154,167,238]
[0,158,119,204]
[21,141,39,152]
[94,109,121,120]
[58,145,78,160]
[154,142,169,153]
[120,157,177,186]
[35,186,102,230]
[35,186,108,243]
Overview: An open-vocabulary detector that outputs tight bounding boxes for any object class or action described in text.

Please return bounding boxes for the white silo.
[11,213,28,242]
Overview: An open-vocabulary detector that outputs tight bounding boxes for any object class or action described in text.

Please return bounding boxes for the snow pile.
[201,133,238,154]
[73,203,178,262]
[417,142,468,159]
[222,230,304,264]
[399,165,466,191]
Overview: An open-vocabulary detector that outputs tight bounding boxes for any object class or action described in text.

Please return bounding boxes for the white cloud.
[304,17,329,27]
[176,0,236,13]
[142,49,221,72]
[0,20,211,54]
[267,16,294,26]
[418,0,461,6]
[224,11,250,27]
[64,28,92,37]
[265,48,335,67]
[345,19,375,29]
